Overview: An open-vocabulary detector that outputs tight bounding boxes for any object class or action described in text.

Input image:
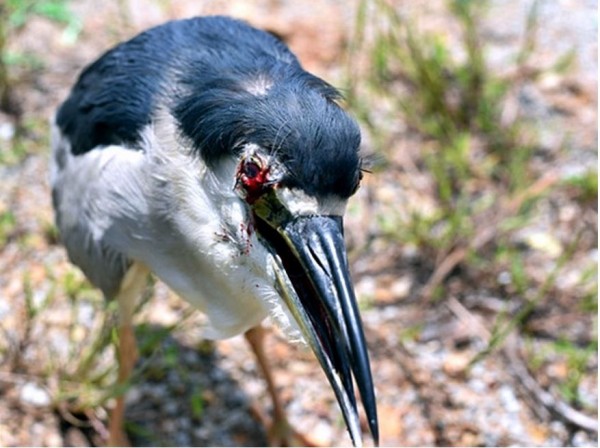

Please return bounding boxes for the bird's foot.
[250,403,315,447]
[268,417,316,447]
[107,425,131,447]
[107,395,131,447]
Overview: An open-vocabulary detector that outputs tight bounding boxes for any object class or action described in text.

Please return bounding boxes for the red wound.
[237,160,270,204]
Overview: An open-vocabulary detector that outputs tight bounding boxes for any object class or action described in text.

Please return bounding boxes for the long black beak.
[257,214,378,446]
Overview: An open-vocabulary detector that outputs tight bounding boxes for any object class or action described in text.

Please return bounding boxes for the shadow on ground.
[58,325,269,447]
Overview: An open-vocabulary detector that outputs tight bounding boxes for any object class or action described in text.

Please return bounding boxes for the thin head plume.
[270,117,294,160]
[359,152,385,174]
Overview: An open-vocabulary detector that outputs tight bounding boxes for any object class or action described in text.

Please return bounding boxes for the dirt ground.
[0,0,597,447]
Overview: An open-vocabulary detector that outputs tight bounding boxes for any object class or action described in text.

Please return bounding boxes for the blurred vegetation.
[1,0,79,101]
[0,1,17,117]
[347,0,596,408]
[349,0,558,258]
[0,0,80,164]
[0,0,595,443]
[6,0,76,28]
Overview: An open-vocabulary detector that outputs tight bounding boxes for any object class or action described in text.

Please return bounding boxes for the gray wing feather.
[50,119,147,299]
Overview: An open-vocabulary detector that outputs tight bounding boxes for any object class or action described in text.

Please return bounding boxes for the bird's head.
[174,65,378,446]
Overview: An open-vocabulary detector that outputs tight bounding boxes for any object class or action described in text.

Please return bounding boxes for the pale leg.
[245,325,314,447]
[107,263,149,447]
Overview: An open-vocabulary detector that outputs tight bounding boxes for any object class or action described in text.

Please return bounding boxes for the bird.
[50,15,378,447]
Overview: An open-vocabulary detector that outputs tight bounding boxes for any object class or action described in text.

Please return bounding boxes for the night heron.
[51,16,378,447]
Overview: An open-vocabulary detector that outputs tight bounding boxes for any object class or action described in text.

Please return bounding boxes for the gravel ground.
[0,0,597,447]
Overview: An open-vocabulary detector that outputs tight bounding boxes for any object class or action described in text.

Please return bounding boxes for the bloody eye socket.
[244,161,261,179]
[236,157,272,204]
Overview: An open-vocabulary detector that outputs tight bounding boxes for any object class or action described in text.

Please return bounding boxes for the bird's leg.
[108,323,138,447]
[245,325,314,447]
[107,263,149,447]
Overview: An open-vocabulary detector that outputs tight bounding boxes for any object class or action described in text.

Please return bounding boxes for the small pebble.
[572,430,593,447]
[443,352,470,378]
[306,420,334,446]
[19,382,51,407]
[499,385,520,413]
[0,122,15,141]
[497,271,512,285]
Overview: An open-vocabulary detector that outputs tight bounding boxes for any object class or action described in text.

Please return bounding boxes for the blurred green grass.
[0,0,595,439]
[346,0,597,407]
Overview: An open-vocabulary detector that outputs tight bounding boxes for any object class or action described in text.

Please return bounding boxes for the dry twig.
[503,334,598,434]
